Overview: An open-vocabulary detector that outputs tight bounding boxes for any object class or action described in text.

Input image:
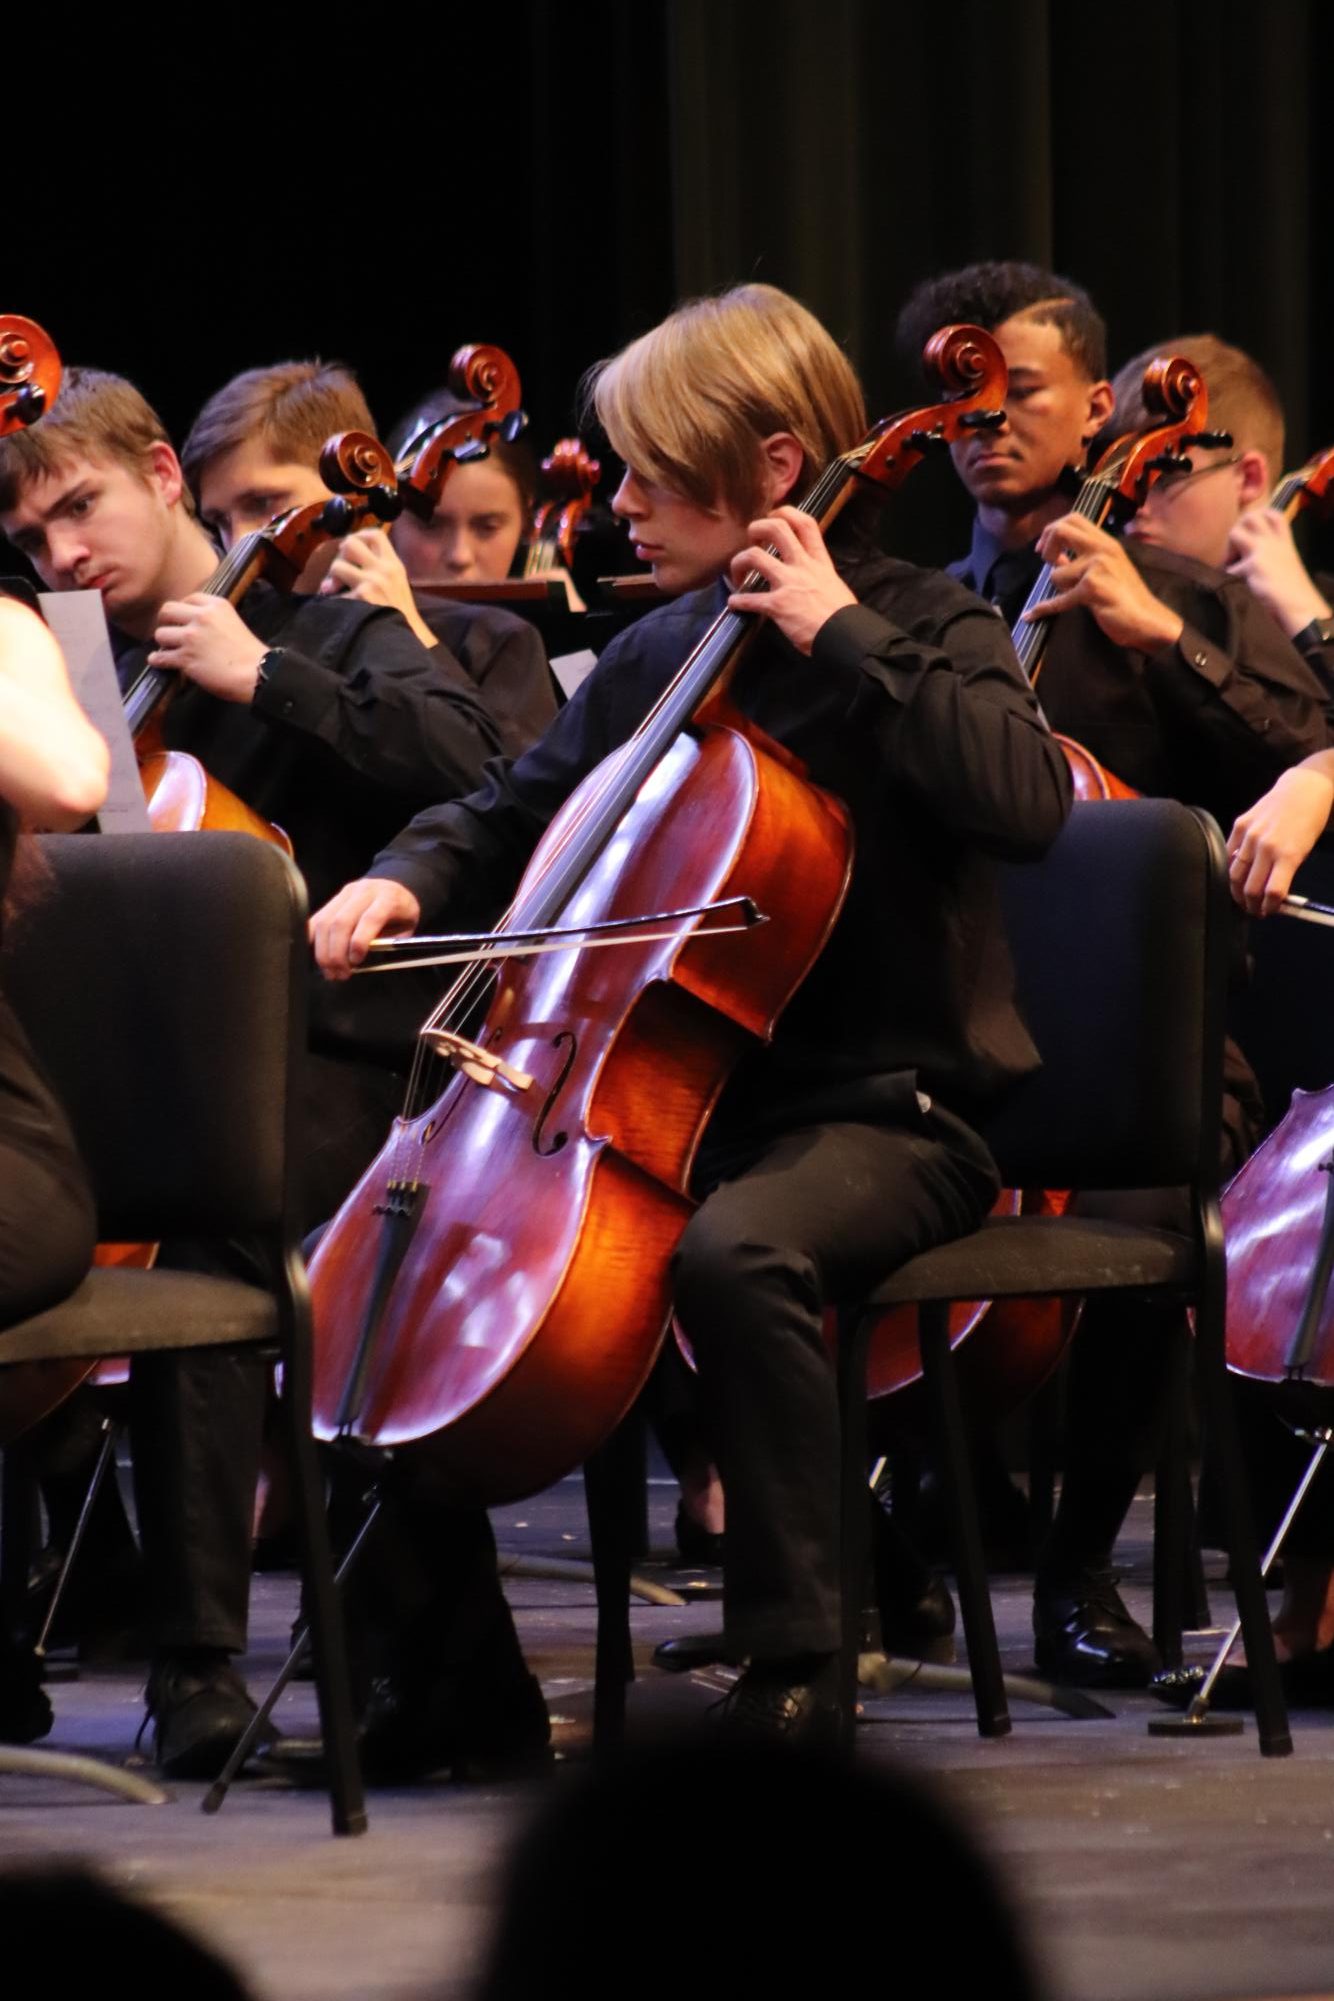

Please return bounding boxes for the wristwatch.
[1291,616,1334,659]
[254,645,284,697]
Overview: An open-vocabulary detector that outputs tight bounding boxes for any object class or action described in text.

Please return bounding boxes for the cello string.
[397,448,860,1119]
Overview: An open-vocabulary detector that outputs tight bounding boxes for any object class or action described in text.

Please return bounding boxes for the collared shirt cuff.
[251,645,341,731]
[1161,621,1233,694]
[812,603,920,704]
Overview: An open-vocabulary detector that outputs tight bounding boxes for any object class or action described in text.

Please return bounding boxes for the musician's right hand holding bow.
[310,875,422,978]
[1227,747,1334,915]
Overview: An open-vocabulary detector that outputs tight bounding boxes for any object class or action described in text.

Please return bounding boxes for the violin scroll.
[0,315,61,437]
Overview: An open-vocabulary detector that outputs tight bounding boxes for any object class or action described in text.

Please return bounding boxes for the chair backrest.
[3,832,307,1240]
[981,798,1228,1193]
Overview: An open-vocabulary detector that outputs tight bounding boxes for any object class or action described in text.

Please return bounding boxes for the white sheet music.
[40,590,150,834]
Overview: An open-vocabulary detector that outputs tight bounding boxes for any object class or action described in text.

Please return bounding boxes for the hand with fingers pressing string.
[1027,512,1184,655]
[726,506,856,655]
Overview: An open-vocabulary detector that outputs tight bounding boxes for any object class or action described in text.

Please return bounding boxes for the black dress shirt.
[416,597,558,756]
[950,528,1332,834]
[366,546,1073,1139]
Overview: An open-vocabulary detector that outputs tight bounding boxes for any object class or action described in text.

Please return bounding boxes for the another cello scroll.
[0,316,60,438]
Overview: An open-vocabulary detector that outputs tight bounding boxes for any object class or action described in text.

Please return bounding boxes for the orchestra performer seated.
[0,367,508,1777]
[182,358,556,754]
[311,281,1072,1746]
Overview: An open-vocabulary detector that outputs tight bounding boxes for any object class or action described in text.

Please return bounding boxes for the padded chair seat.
[863,1214,1197,1310]
[0,1267,279,1365]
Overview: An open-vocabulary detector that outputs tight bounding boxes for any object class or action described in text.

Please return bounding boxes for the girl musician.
[0,591,108,1739]
[312,282,1072,1748]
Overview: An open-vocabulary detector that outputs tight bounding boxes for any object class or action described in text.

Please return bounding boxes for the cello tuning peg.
[905,426,948,453]
[957,408,1005,432]
[498,409,528,444]
[320,495,355,534]
[12,384,44,423]
[370,487,404,523]
[454,439,489,464]
[1190,430,1233,451]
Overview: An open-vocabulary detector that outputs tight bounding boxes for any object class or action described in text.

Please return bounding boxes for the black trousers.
[130,1051,406,1656]
[673,1110,998,1661]
[0,1145,94,1331]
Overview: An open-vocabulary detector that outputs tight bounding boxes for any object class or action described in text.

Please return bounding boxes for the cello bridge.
[421,1027,533,1094]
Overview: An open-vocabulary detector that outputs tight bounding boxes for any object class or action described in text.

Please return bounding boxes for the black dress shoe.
[652,1630,735,1673]
[144,1650,275,1781]
[714,1656,841,1747]
[0,1638,52,1745]
[360,1666,551,1784]
[871,1501,956,1662]
[881,1574,957,1664]
[1033,1568,1162,1688]
[674,1501,723,1567]
[1152,1643,1334,1713]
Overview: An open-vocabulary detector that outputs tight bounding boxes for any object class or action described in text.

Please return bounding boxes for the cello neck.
[122,529,270,741]
[1009,473,1118,682]
[508,452,862,938]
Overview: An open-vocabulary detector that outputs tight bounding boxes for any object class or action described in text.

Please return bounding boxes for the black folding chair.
[0,832,367,1831]
[837,799,1291,1757]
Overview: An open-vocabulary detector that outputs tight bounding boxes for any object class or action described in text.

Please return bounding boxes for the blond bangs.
[588,285,866,519]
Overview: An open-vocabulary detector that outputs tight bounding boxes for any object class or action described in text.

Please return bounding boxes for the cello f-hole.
[533,1032,578,1156]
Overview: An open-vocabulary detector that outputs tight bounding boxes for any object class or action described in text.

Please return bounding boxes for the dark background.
[16,0,1334,564]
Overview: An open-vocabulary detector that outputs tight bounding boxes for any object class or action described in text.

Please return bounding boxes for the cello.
[307,324,1009,1501]
[124,429,405,849]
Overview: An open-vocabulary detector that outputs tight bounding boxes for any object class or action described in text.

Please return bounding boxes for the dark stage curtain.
[666,0,1329,474]
[19,4,1332,523]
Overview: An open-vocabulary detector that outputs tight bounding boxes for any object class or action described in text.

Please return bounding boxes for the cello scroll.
[0,316,60,438]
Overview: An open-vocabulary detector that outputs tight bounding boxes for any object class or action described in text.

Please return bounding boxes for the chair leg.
[1152,1319,1191,1670]
[1195,1288,1292,1757]
[1026,1364,1063,1554]
[836,1309,873,1754]
[0,1442,38,1649]
[34,1419,118,1658]
[584,1410,644,1756]
[919,1303,1011,1738]
[279,1312,368,1834]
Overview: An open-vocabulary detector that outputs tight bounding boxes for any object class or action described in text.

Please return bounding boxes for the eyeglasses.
[1146,453,1241,499]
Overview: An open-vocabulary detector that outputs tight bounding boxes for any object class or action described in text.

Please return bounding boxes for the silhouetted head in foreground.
[475,1736,1043,2000]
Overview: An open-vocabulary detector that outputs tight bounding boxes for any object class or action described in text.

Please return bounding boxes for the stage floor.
[2,1481,1333,2001]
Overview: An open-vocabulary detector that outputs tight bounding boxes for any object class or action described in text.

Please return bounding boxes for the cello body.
[137,747,293,853]
[311,713,851,1501]
[1224,1081,1334,1412]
